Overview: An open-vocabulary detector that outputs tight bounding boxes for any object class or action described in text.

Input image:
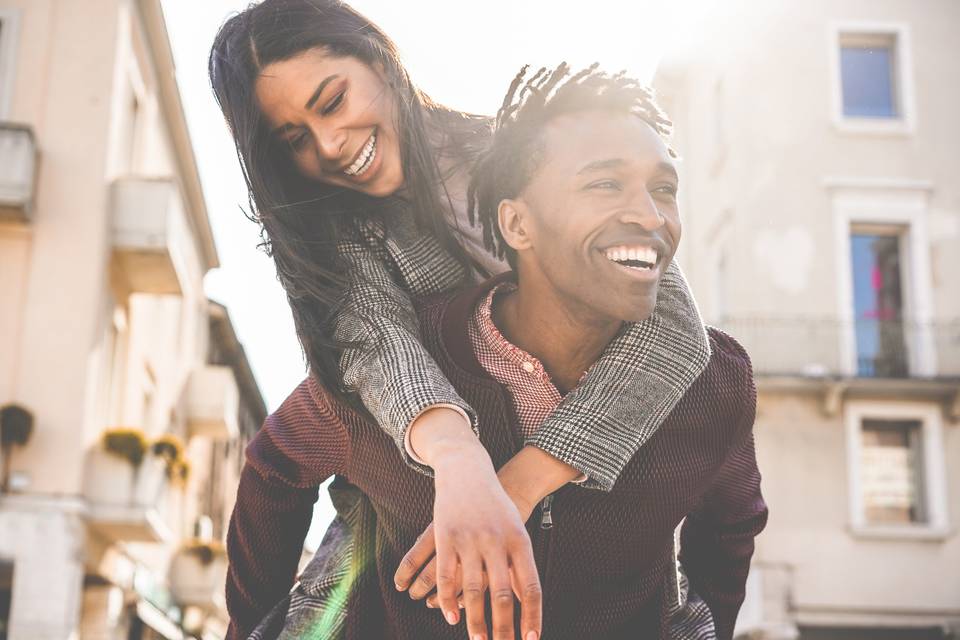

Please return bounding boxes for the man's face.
[508,110,681,324]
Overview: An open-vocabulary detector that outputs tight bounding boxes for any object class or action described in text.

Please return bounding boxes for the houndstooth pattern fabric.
[335,211,711,490]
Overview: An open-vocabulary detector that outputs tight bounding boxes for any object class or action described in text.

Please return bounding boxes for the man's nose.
[616,191,665,230]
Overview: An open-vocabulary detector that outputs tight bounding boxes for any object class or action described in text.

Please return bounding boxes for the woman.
[209,2,711,639]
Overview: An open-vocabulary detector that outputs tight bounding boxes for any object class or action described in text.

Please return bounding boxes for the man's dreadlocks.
[467,63,675,267]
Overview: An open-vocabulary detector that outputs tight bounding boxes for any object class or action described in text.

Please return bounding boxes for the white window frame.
[844,400,949,539]
[830,180,936,378]
[0,8,22,120]
[828,21,916,135]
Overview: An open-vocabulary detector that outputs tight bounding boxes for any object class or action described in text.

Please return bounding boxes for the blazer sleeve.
[529,261,713,490]
[225,378,350,640]
[334,227,479,474]
[678,372,769,640]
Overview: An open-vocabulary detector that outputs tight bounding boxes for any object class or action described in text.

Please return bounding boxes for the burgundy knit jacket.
[226,281,768,640]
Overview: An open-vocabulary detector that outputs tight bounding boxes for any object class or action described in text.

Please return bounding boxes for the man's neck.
[492,275,623,394]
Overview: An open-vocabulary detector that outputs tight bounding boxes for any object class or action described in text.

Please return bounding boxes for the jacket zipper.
[534,494,556,621]
[539,494,554,530]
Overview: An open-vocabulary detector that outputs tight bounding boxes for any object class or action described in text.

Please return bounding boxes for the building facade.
[655,1,959,638]
[0,1,264,638]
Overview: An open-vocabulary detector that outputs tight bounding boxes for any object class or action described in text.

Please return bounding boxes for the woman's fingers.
[460,554,488,640]
[394,523,436,591]
[434,540,462,626]
[510,544,542,640]
[485,556,515,640]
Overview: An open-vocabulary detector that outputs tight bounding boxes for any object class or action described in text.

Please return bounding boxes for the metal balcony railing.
[713,317,960,379]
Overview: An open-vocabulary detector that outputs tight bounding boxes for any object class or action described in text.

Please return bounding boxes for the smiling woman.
[255,51,404,196]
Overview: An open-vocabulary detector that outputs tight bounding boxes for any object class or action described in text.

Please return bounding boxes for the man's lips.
[596,238,670,273]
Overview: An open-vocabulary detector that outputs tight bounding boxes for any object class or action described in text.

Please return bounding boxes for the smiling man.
[232,65,767,640]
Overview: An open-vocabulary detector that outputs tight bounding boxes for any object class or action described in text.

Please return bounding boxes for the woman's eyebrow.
[305,74,340,110]
[270,74,342,138]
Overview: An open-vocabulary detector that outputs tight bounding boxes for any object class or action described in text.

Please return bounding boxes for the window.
[830,183,936,378]
[839,33,898,118]
[845,401,948,538]
[860,419,925,524]
[829,23,915,133]
[0,9,22,119]
[849,230,907,377]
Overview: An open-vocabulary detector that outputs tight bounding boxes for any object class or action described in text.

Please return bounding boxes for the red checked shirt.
[467,282,586,441]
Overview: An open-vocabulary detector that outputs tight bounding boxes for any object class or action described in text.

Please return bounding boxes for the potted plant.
[168,538,228,610]
[131,433,182,507]
[0,404,34,493]
[84,428,148,505]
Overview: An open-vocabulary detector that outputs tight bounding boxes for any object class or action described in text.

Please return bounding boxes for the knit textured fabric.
[226,281,767,640]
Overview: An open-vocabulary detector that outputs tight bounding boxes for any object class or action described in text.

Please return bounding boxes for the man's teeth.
[603,246,659,270]
[344,133,377,176]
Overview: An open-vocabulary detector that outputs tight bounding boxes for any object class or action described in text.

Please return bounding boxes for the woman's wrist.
[408,405,487,470]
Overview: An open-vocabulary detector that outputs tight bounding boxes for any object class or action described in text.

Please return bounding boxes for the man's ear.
[498,198,533,253]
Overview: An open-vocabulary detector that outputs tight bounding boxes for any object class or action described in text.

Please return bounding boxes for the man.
[229,64,767,640]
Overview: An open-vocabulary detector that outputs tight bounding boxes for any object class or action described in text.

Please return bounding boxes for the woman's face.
[255,48,403,197]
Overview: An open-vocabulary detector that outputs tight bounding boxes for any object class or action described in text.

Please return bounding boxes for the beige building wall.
[0,1,261,639]
[657,0,960,637]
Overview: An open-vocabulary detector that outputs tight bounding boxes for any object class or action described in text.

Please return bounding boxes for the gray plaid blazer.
[335,211,712,491]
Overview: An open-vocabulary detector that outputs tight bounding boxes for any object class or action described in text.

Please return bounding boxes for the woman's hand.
[395,408,542,640]
[418,445,581,608]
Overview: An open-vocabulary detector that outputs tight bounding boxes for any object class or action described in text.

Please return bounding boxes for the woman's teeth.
[344,133,377,177]
[604,245,659,270]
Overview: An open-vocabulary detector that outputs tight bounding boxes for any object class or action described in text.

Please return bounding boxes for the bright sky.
[160,0,712,546]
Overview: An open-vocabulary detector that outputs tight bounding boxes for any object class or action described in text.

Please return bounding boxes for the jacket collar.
[439,272,516,378]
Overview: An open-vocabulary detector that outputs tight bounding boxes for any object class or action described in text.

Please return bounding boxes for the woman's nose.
[314,126,347,165]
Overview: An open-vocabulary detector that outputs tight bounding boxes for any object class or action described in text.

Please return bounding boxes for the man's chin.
[619,291,659,323]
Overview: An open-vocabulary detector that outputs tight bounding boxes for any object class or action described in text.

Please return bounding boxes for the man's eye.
[321,91,345,115]
[587,180,620,191]
[653,184,678,197]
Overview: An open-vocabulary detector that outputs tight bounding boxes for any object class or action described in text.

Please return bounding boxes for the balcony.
[715,317,960,413]
[167,541,228,613]
[0,123,38,223]
[110,177,190,297]
[82,449,172,544]
[185,366,240,440]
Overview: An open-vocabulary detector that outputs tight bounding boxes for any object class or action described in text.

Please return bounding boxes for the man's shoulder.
[704,326,754,381]
[683,326,756,424]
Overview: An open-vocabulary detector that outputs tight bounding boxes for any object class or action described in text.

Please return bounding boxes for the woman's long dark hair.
[208,0,488,404]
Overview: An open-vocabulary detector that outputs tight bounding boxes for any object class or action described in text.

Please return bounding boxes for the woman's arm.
[530,261,711,491]
[335,224,479,472]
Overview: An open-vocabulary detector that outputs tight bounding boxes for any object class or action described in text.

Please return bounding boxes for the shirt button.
[521,361,535,373]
